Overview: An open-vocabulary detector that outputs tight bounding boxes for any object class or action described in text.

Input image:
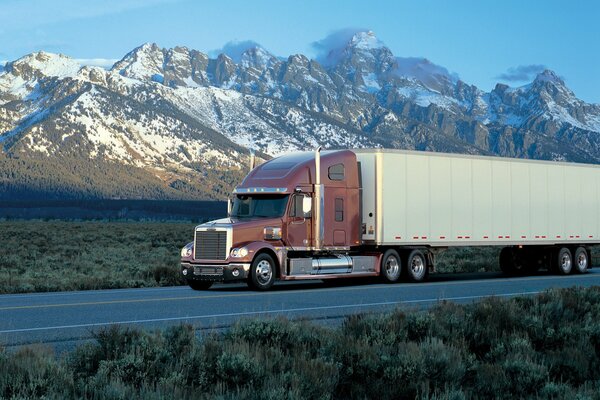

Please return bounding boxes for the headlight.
[230,247,248,258]
[181,242,193,258]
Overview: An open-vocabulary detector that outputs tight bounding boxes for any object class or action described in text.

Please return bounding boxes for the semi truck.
[180,148,599,290]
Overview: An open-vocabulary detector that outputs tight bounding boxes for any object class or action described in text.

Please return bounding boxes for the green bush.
[0,221,193,294]
[3,287,600,398]
[0,220,522,294]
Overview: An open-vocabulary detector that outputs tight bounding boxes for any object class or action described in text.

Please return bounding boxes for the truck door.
[323,162,350,247]
[285,193,312,249]
[324,186,348,247]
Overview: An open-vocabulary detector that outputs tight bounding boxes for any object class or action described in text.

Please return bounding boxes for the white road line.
[0,291,541,335]
[0,286,184,299]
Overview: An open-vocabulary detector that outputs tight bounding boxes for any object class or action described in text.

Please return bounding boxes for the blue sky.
[1,0,598,103]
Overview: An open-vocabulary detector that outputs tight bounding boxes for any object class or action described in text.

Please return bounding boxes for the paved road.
[2,270,600,350]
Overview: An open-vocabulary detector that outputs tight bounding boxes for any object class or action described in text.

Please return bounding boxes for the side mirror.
[302,196,312,217]
[227,198,232,216]
[291,194,312,218]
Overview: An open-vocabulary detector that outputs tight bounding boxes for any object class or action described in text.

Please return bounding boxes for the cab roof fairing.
[235,150,357,193]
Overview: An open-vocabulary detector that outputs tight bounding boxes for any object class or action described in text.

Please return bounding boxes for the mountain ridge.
[1,31,599,200]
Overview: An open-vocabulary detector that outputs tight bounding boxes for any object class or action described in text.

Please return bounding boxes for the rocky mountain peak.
[319,30,392,70]
[528,69,576,106]
[533,69,564,85]
[319,31,396,94]
[348,30,385,50]
[6,51,81,80]
[112,42,165,80]
[239,46,279,70]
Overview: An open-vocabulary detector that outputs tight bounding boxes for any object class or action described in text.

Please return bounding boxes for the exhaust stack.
[314,147,324,250]
[249,150,256,171]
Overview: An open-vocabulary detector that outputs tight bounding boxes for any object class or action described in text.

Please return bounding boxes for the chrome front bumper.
[181,262,251,282]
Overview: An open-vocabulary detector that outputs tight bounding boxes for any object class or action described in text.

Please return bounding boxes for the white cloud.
[76,58,119,69]
[209,40,262,63]
[395,57,459,84]
[496,64,547,82]
[310,27,370,66]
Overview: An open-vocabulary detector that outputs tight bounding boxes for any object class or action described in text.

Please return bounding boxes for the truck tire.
[248,253,276,291]
[573,247,589,274]
[381,249,402,283]
[406,249,428,282]
[552,247,573,275]
[187,280,213,291]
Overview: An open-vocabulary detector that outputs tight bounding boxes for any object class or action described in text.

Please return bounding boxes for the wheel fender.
[238,242,281,276]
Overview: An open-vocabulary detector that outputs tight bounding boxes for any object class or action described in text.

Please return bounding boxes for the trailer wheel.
[381,249,402,283]
[552,247,573,275]
[187,280,213,291]
[248,253,276,291]
[573,247,589,274]
[406,250,428,282]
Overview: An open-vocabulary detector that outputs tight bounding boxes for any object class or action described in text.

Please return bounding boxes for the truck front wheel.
[248,253,276,291]
[406,250,428,282]
[381,249,402,283]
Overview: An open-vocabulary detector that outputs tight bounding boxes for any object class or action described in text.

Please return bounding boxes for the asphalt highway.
[2,270,600,350]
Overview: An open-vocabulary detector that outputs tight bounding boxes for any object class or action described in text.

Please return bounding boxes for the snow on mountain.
[480,70,600,134]
[112,43,165,82]
[349,30,385,50]
[396,83,461,109]
[2,30,600,200]
[239,46,279,70]
[8,51,81,79]
[0,52,81,102]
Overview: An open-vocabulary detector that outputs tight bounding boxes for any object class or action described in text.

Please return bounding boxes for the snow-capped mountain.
[1,31,599,199]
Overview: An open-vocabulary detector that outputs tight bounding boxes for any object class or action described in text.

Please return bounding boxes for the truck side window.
[290,195,301,217]
[335,198,344,222]
[328,163,345,181]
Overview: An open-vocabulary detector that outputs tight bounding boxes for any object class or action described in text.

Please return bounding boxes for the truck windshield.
[231,194,290,218]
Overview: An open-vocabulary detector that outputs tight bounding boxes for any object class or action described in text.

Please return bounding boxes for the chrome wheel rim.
[560,253,572,272]
[256,260,273,285]
[411,255,425,279]
[385,256,400,280]
[577,253,588,270]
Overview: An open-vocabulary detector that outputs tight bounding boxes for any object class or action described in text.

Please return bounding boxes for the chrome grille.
[194,230,227,260]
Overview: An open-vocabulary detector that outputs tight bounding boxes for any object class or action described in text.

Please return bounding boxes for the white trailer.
[181,147,598,291]
[355,149,599,278]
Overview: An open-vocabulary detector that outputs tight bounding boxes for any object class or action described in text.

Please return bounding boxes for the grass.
[3,287,600,398]
[0,220,598,294]
[0,221,193,294]
[435,247,501,273]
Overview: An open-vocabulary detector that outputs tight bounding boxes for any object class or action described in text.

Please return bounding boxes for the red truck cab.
[180,149,371,290]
